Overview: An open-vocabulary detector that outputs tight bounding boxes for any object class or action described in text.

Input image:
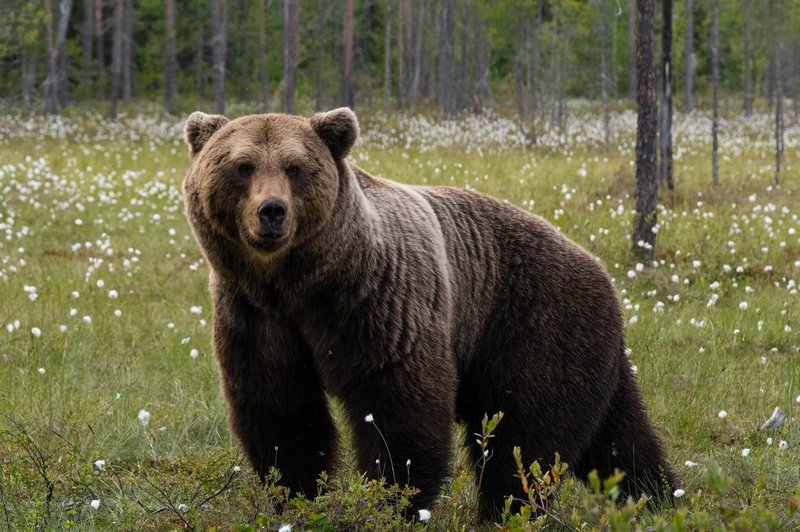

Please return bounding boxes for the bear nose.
[258,199,287,229]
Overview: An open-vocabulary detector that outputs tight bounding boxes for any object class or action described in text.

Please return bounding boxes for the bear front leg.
[212,283,337,497]
[346,357,456,513]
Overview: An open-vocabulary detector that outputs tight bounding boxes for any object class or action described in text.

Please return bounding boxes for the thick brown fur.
[182,108,677,518]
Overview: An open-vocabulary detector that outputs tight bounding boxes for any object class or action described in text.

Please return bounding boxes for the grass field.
[0,103,799,530]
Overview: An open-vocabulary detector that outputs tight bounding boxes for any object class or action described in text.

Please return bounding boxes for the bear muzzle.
[257,199,288,237]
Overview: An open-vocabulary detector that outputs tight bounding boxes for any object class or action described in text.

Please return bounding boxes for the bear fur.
[182,108,677,518]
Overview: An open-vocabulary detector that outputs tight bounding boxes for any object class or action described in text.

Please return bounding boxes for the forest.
[1,1,799,530]
[1,0,799,121]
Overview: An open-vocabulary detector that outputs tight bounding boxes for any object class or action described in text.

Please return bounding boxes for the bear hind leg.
[572,367,677,505]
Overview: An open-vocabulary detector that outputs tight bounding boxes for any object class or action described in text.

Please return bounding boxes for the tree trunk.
[456,1,468,113]
[82,0,94,91]
[258,0,269,111]
[236,0,250,98]
[711,0,719,185]
[396,0,407,111]
[550,0,558,124]
[774,0,783,184]
[109,0,123,119]
[95,0,105,100]
[660,0,673,189]
[314,0,325,110]
[557,17,565,130]
[513,21,527,134]
[742,0,752,116]
[532,0,543,133]
[283,0,299,114]
[437,0,455,116]
[683,0,693,111]
[409,0,426,111]
[766,0,775,107]
[194,9,205,96]
[43,0,58,114]
[632,0,658,259]
[43,0,74,115]
[342,0,355,108]
[165,0,177,114]
[472,1,489,113]
[122,0,132,102]
[212,0,227,115]
[21,53,36,107]
[56,0,73,107]
[627,0,637,101]
[383,0,391,113]
[600,0,611,149]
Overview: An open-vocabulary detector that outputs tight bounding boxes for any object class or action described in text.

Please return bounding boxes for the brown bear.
[182,107,676,519]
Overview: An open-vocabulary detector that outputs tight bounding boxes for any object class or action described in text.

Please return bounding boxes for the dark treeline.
[1,0,799,121]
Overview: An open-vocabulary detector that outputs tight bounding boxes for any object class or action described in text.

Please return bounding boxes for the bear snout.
[257,199,288,236]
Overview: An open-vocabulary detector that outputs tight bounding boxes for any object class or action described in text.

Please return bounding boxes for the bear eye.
[237,163,254,178]
[285,166,300,179]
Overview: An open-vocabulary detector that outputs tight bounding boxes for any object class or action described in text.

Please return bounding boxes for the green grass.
[0,103,798,530]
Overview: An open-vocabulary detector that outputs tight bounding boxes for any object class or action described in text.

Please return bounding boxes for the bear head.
[182,108,359,262]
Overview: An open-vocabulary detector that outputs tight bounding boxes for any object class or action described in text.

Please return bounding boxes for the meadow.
[0,103,799,530]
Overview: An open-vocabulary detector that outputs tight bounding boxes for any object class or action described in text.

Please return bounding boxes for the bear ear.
[184,112,229,157]
[310,107,359,160]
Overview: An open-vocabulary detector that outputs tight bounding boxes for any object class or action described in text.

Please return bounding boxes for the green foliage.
[1,0,798,112]
[495,453,800,531]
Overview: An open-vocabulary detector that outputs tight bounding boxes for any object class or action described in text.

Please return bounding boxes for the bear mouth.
[244,229,291,253]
